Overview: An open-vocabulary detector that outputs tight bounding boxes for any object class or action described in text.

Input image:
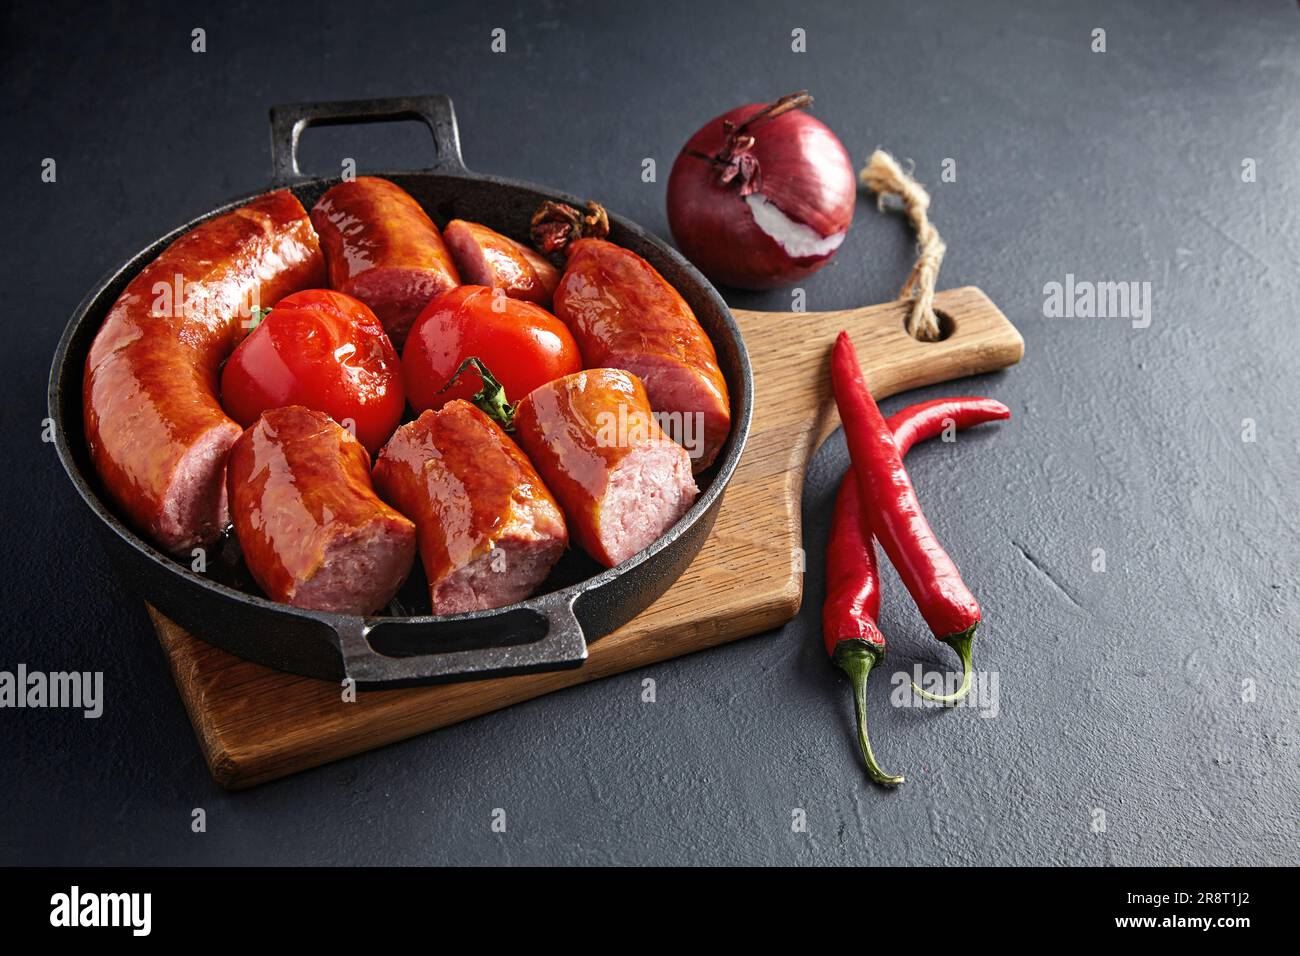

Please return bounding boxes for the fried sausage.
[227,406,416,614]
[552,238,731,471]
[443,219,559,305]
[373,400,567,614]
[512,368,698,568]
[83,190,325,553]
[309,177,460,347]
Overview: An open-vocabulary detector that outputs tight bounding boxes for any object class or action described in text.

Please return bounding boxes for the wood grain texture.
[153,286,1023,788]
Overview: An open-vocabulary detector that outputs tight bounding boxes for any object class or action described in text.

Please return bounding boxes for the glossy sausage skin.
[552,238,731,472]
[310,177,461,348]
[443,220,559,305]
[227,406,416,614]
[83,190,325,553]
[373,400,567,614]
[513,369,698,568]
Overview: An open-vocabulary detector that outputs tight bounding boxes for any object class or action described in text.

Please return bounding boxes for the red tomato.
[220,289,405,455]
[402,285,582,412]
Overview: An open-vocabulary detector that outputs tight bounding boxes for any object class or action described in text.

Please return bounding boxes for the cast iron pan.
[48,95,752,689]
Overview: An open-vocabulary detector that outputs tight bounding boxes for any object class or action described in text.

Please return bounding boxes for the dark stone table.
[2,0,1294,865]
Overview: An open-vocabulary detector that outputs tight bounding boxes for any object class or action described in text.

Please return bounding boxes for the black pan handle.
[268,94,466,186]
[331,593,588,689]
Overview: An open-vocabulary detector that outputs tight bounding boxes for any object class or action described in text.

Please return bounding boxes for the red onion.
[667,92,856,290]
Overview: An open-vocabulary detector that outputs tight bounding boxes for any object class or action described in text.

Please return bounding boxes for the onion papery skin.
[667,102,856,290]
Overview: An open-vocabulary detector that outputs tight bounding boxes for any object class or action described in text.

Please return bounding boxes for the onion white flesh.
[744,193,848,260]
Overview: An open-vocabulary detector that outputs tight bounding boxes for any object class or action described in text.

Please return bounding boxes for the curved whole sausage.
[443,219,559,305]
[227,406,416,614]
[310,177,461,347]
[552,238,731,472]
[83,190,325,554]
[373,400,568,614]
[512,368,698,568]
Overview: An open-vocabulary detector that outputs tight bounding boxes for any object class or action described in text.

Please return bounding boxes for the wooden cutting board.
[152,286,1023,788]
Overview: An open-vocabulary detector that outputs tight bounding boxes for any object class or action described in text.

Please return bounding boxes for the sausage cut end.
[431,516,568,615]
[155,419,244,552]
[596,437,698,567]
[288,520,418,615]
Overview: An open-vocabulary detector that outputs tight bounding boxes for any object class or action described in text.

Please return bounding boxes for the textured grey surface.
[1,0,1296,865]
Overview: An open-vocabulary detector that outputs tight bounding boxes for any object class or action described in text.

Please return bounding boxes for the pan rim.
[48,169,753,637]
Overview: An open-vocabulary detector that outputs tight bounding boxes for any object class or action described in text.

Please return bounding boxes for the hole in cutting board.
[904,308,955,342]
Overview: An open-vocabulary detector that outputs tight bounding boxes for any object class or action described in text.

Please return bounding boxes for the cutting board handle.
[733,286,1024,461]
[711,287,1023,598]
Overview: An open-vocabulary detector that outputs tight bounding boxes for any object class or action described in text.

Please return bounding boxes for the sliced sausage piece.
[552,238,731,472]
[513,368,698,568]
[443,220,559,305]
[373,401,567,614]
[310,177,460,348]
[83,190,325,553]
[227,406,416,614]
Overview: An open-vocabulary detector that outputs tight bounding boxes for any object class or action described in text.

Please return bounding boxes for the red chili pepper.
[884,397,1011,459]
[825,395,1010,785]
[831,331,993,706]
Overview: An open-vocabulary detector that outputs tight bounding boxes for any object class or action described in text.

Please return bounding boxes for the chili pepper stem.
[833,640,905,787]
[911,625,977,704]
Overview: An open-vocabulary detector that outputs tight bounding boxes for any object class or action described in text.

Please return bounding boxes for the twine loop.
[860,150,947,341]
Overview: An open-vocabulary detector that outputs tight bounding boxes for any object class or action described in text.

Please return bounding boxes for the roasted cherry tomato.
[220,289,405,455]
[402,285,582,413]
